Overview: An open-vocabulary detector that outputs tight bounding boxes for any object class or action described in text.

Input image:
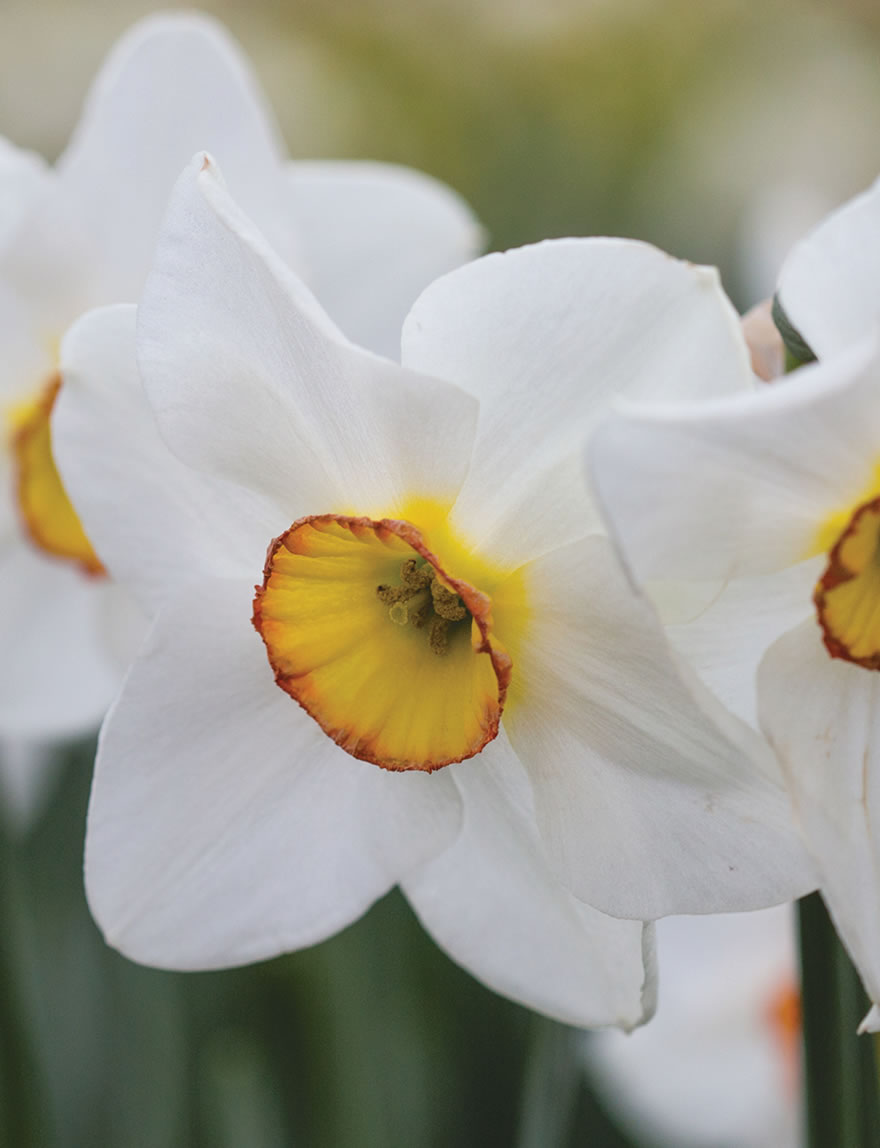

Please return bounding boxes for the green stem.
[515,1018,581,1148]
[798,892,880,1147]
[0,810,49,1148]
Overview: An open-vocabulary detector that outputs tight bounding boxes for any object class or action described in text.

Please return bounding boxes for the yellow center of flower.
[815,497,880,669]
[252,513,512,771]
[7,373,104,577]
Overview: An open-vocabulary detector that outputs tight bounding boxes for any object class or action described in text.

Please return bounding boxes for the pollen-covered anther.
[252,513,512,772]
[815,495,880,669]
[376,559,469,652]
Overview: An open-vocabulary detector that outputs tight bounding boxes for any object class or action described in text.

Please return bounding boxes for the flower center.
[376,557,470,655]
[7,373,104,577]
[252,513,511,771]
[815,496,880,668]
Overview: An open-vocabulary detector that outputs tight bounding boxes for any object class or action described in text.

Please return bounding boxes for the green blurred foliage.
[1,750,637,1146]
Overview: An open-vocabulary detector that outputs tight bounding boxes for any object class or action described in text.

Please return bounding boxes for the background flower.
[0,11,480,761]
[584,906,800,1148]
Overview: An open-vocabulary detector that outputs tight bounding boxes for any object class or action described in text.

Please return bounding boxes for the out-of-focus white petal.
[503,534,815,919]
[403,732,654,1030]
[402,238,752,569]
[0,136,50,250]
[0,543,118,739]
[56,12,298,299]
[778,176,880,360]
[86,577,463,970]
[592,337,880,583]
[663,561,818,729]
[759,619,880,1020]
[585,906,800,1148]
[55,304,284,614]
[0,165,92,398]
[137,156,479,520]
[285,160,484,360]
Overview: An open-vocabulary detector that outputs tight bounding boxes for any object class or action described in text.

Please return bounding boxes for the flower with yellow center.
[591,175,880,1030]
[0,12,482,762]
[52,155,813,1023]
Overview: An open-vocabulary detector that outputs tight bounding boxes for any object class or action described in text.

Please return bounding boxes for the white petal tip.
[858,1004,880,1034]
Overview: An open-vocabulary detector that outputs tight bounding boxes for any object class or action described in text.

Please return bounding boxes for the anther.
[377,558,469,655]
[429,617,449,655]
[431,580,467,621]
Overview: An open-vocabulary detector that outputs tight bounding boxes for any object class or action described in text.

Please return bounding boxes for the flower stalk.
[798,892,880,1147]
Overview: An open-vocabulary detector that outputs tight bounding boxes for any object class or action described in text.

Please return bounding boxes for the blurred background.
[1,0,879,1144]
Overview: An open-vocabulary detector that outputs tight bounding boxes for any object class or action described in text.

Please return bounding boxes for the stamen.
[377,559,469,654]
[431,579,467,621]
[429,616,450,655]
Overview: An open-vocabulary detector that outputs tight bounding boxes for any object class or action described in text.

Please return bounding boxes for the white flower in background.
[51,154,814,1021]
[0,11,480,760]
[584,906,800,1148]
[591,177,880,1029]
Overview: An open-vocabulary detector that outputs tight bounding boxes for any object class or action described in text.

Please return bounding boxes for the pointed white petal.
[55,304,284,614]
[285,160,483,359]
[778,177,880,359]
[402,238,752,568]
[592,337,880,583]
[86,577,462,970]
[0,543,118,738]
[403,732,654,1030]
[759,619,880,1017]
[137,156,479,518]
[57,12,298,299]
[503,534,815,919]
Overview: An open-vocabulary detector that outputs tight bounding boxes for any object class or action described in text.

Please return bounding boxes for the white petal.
[138,156,479,519]
[0,542,118,739]
[402,238,753,568]
[503,534,815,919]
[285,160,483,359]
[778,176,880,359]
[86,577,463,970]
[56,12,298,300]
[0,153,90,398]
[592,336,880,583]
[403,732,654,1030]
[55,304,284,614]
[663,560,818,729]
[759,619,880,1015]
[0,136,51,250]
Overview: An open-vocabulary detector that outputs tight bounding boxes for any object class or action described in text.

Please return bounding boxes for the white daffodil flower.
[592,176,880,1029]
[51,154,814,1025]
[584,906,800,1148]
[0,12,480,751]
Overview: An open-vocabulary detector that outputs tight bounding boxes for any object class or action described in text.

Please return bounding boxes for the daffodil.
[585,906,800,1148]
[51,154,815,1024]
[592,176,880,1028]
[0,12,481,749]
